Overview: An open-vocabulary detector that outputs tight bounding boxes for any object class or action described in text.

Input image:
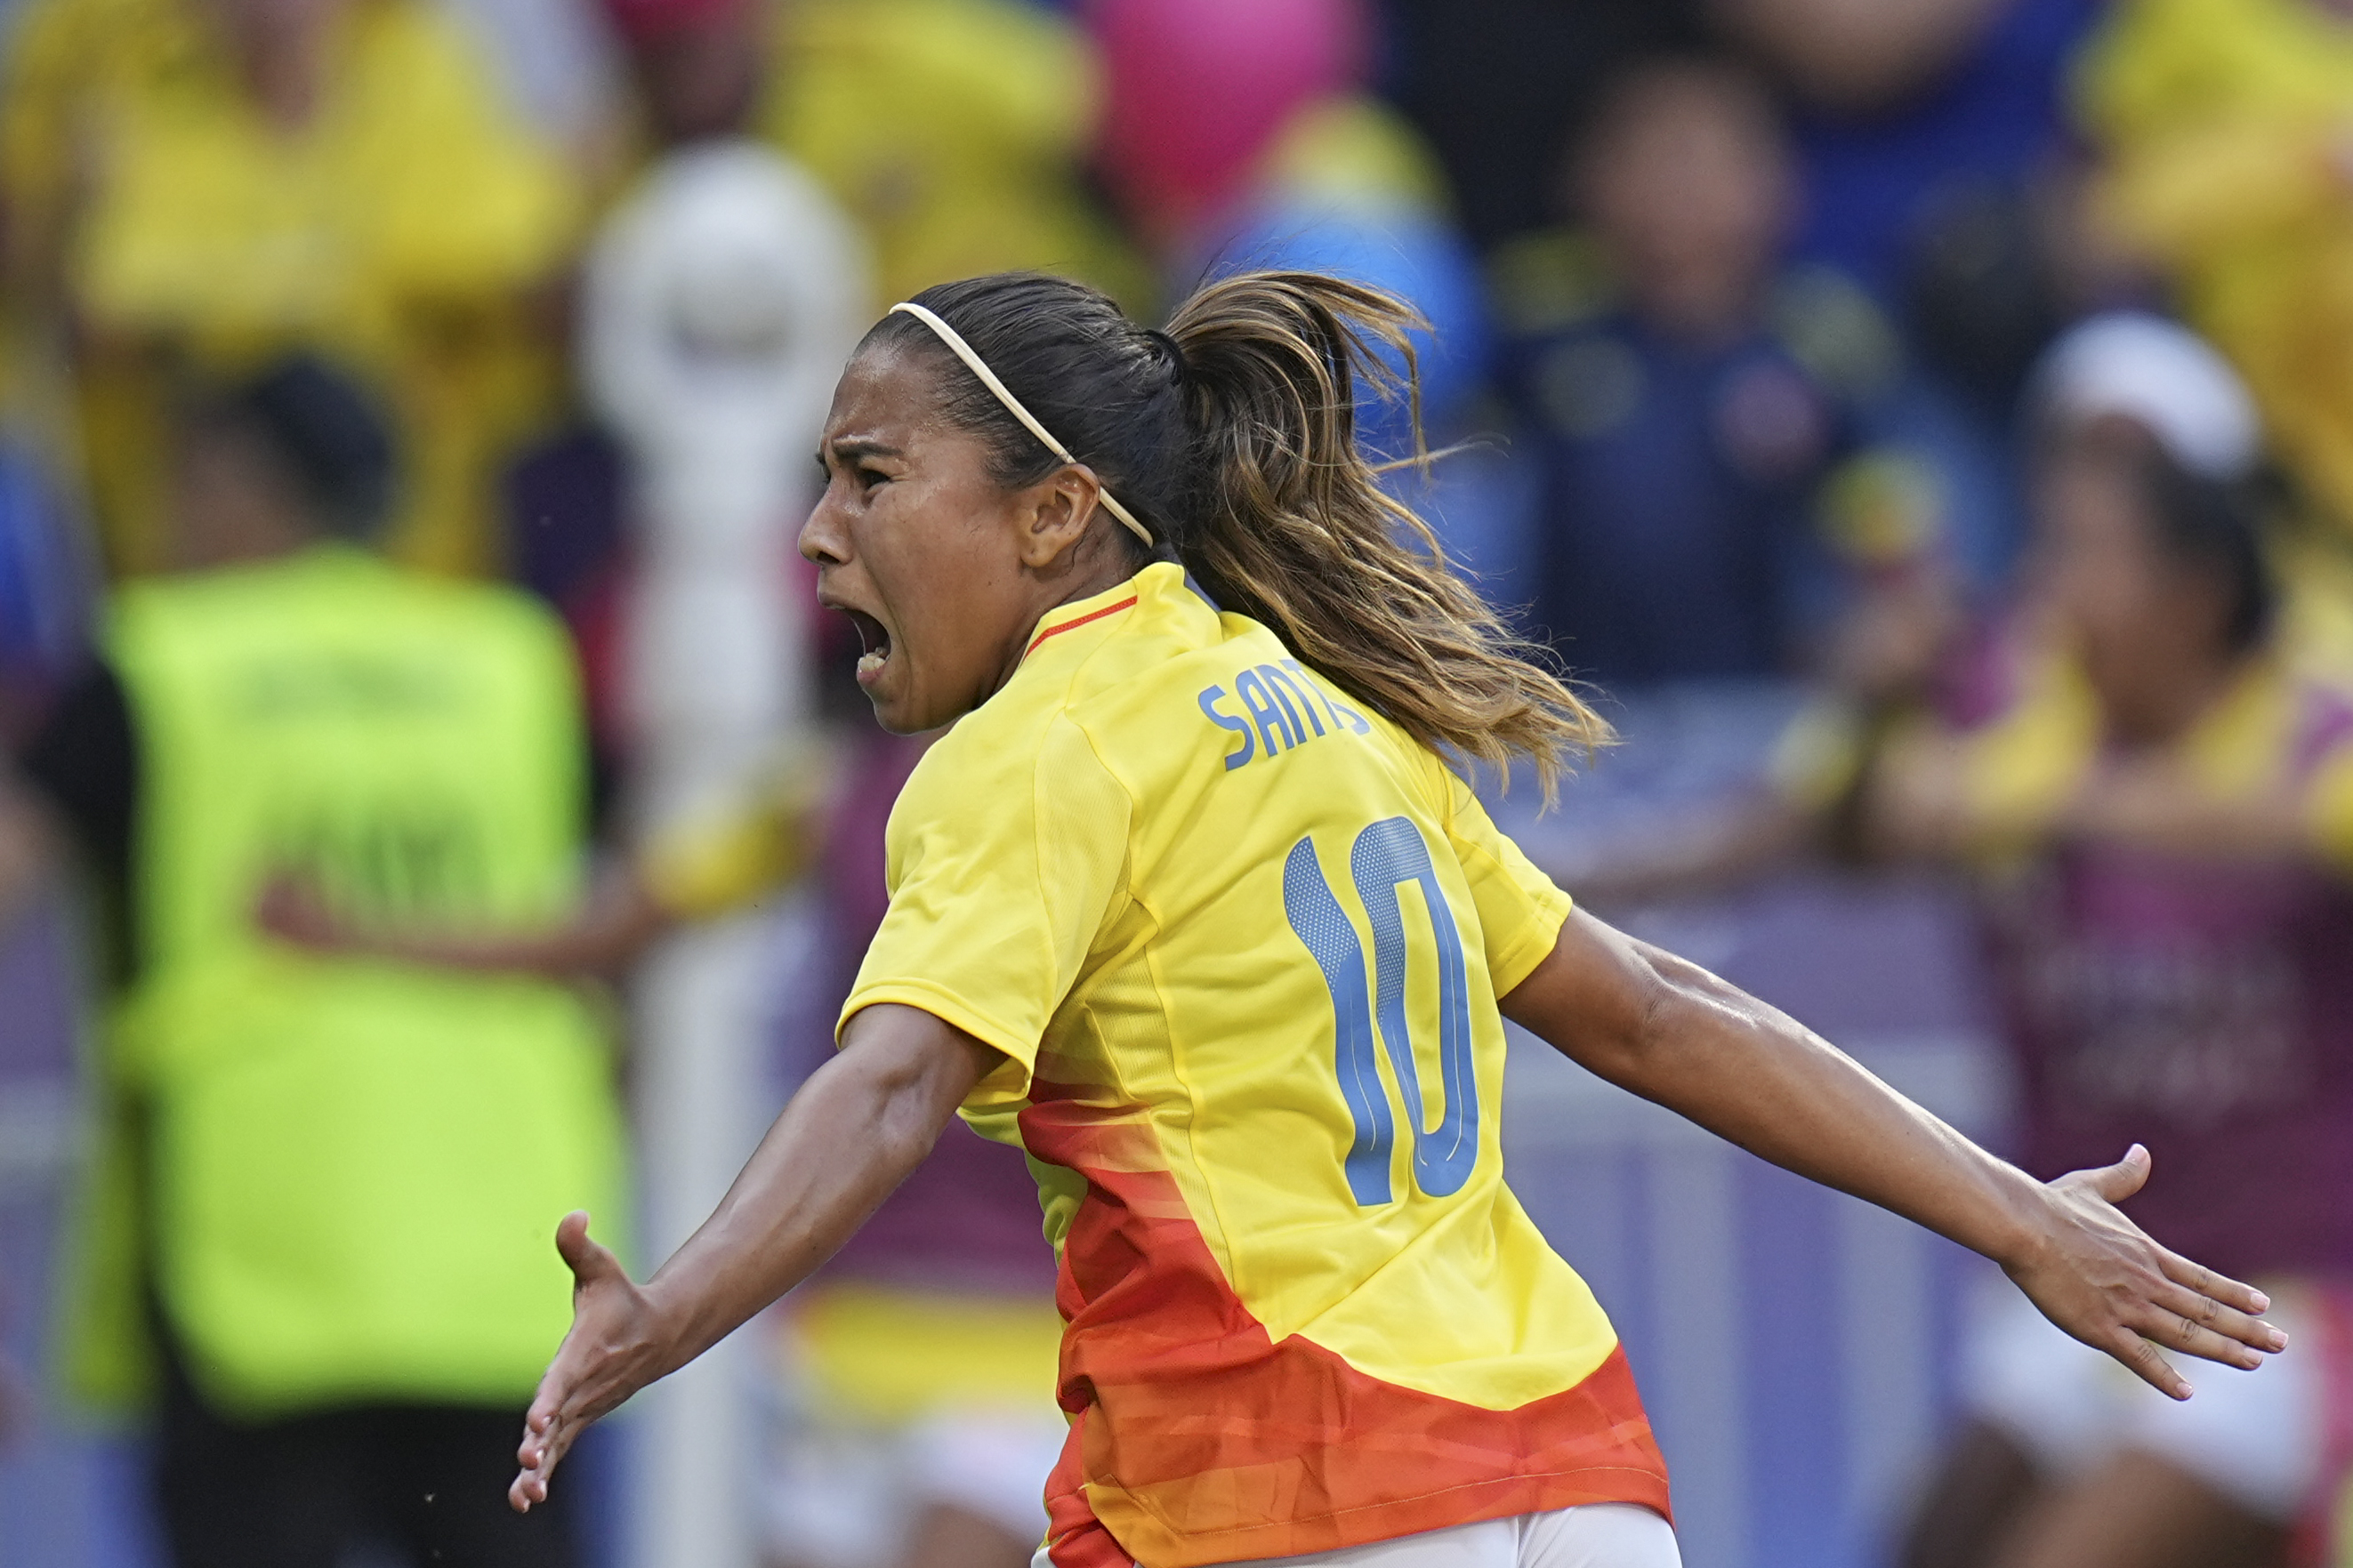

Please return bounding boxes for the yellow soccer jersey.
[841,564,1668,1567]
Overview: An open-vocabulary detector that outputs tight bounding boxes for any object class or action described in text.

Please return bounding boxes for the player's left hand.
[511,1211,673,1513]
[2003,1145,2288,1400]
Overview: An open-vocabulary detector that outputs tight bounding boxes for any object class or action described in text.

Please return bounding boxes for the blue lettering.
[1197,685,1256,770]
[1287,660,1371,734]
[1254,663,1310,745]
[1262,664,1326,737]
[1350,818,1479,1197]
[1235,669,1290,757]
[1283,837,1394,1203]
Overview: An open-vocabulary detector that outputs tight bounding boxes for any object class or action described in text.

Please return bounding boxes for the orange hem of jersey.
[1026,596,1139,659]
[1021,1087,1672,1568]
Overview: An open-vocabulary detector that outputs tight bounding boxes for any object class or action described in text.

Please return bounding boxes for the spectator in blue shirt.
[1499,55,1945,687]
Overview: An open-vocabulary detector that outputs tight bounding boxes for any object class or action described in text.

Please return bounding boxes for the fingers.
[2110,1326,2192,1401]
[2149,1277,2287,1361]
[511,1408,569,1514]
[2155,1251,2272,1320]
[2129,1296,2269,1372]
[2069,1144,2152,1205]
[553,1211,619,1284]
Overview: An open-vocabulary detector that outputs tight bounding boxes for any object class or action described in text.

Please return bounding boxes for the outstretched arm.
[258,868,674,980]
[1501,908,2287,1396]
[509,1002,999,1511]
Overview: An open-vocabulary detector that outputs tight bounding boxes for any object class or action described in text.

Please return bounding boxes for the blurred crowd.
[3,0,2353,1566]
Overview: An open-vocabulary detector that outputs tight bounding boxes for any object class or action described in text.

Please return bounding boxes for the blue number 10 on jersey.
[1283,818,1481,1206]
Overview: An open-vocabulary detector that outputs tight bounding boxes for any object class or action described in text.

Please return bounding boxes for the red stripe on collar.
[1025,596,1138,659]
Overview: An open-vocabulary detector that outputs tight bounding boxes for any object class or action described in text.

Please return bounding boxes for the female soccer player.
[507,271,2284,1568]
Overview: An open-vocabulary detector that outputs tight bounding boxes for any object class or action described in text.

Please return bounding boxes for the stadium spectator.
[2075,0,2353,678]
[598,0,1141,308]
[1723,0,2097,309]
[770,0,1147,309]
[1867,316,2353,1568]
[262,728,1068,1568]
[2075,0,2353,535]
[0,355,622,1568]
[1378,0,1710,252]
[0,0,585,578]
[1495,56,1957,687]
[1725,0,2100,593]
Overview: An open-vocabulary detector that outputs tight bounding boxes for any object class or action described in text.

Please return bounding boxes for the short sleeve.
[839,713,1132,1107]
[1438,768,1573,997]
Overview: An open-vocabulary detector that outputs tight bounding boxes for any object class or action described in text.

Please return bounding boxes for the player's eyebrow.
[822,438,905,465]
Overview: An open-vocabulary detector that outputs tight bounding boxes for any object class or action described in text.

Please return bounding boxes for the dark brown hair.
[863,269,1608,795]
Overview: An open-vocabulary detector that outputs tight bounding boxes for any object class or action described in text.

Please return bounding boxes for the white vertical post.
[583,141,868,1568]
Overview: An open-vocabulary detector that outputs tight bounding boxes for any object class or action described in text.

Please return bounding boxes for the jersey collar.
[1019,565,1174,663]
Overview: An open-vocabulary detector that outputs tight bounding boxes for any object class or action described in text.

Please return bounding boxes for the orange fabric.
[1022,1072,1672,1567]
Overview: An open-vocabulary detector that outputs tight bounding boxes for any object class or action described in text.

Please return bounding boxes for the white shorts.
[1962,1275,2325,1521]
[1035,1504,1680,1568]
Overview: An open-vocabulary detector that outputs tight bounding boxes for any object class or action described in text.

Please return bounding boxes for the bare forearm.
[1504,913,2042,1270]
[637,1006,994,1369]
[346,917,657,980]
[1632,952,2035,1261]
[265,873,672,979]
[1500,909,2285,1403]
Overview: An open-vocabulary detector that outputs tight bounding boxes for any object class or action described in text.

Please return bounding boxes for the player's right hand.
[511,1210,672,1513]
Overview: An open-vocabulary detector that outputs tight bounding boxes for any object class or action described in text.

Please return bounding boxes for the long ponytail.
[866,269,1608,797]
[1165,272,1606,796]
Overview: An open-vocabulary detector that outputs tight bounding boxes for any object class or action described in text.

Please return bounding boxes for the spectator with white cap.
[1535,314,2353,1563]
[1867,312,2353,1568]
[2030,310,2262,485]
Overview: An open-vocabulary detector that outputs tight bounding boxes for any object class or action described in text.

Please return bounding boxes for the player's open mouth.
[843,607,892,683]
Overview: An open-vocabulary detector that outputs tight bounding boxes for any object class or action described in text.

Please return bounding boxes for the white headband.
[890,301,1153,547]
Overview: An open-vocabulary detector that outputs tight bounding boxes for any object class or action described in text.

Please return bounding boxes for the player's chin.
[861,664,953,735]
[862,678,925,736]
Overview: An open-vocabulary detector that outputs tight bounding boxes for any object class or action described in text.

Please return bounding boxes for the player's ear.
[1016,465,1108,570]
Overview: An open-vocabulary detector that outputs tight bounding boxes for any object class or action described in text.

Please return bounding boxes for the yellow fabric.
[786,1283,1066,1423]
[1942,652,2104,859]
[638,738,833,921]
[2076,0,2353,531]
[1932,644,2353,870]
[762,0,1150,311]
[840,564,1621,1411]
[2311,744,2353,877]
[73,547,623,1416]
[0,0,583,576]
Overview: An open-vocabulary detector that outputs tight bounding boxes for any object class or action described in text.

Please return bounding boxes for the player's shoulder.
[1055,571,1391,782]
[1002,564,1261,751]
[916,563,1455,827]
